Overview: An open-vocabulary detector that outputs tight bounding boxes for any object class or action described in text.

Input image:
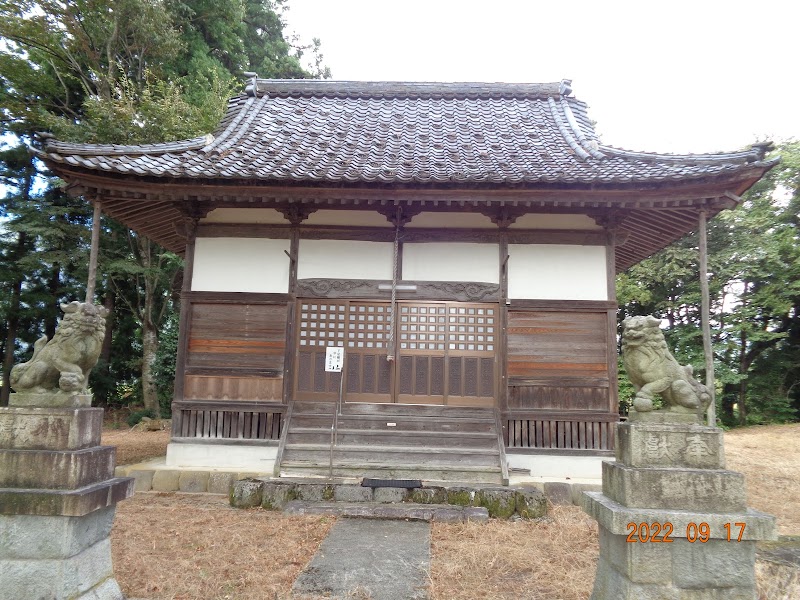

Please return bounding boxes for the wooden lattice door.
[396,302,497,406]
[294,299,497,406]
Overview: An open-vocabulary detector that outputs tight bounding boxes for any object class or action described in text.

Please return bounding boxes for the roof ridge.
[249,79,569,100]
[596,144,775,165]
[204,96,257,153]
[560,97,605,159]
[547,97,591,161]
[43,134,213,156]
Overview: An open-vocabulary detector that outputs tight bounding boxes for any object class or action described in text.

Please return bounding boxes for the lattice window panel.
[347,303,392,350]
[399,304,448,351]
[448,305,496,353]
[298,302,348,347]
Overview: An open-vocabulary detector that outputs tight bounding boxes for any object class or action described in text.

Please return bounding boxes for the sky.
[283,0,800,155]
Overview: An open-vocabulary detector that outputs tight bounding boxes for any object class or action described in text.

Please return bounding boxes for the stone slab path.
[292,518,430,600]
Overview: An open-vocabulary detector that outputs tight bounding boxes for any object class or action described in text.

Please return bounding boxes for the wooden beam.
[699,210,716,426]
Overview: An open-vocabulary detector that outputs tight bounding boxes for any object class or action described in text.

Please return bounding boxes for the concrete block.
[261,482,298,509]
[333,484,373,503]
[430,507,465,522]
[671,538,756,589]
[0,446,116,489]
[514,486,547,519]
[446,486,477,507]
[0,477,134,517]
[207,472,236,495]
[0,536,115,600]
[78,576,125,600]
[151,470,181,492]
[476,487,516,518]
[129,470,153,492]
[616,422,725,470]
[570,482,601,506]
[230,479,264,508]
[0,506,115,560]
[599,527,673,584]
[178,471,210,493]
[583,492,777,541]
[408,486,447,504]
[114,465,129,477]
[543,481,572,505]
[9,392,92,409]
[463,507,490,522]
[676,587,756,599]
[602,461,747,512]
[295,483,335,502]
[0,407,102,450]
[373,487,408,503]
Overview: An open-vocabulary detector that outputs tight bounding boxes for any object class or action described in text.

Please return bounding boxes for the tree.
[618,142,800,426]
[0,0,326,413]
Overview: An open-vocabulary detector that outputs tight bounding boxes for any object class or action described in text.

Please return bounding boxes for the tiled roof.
[38,80,775,187]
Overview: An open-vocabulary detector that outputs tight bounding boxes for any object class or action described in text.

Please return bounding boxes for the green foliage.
[127,408,156,428]
[153,306,180,418]
[618,141,800,427]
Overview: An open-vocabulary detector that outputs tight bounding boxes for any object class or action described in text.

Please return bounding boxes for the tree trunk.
[44,264,61,340]
[738,328,748,426]
[141,319,160,418]
[1,232,27,406]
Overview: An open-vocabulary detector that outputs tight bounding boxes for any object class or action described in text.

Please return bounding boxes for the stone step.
[291,401,495,420]
[289,414,495,432]
[232,478,548,519]
[283,500,489,522]
[279,462,504,485]
[281,445,501,468]
[287,428,497,448]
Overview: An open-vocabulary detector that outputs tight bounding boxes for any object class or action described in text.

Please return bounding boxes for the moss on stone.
[322,485,335,501]
[514,488,548,519]
[476,488,516,519]
[409,487,446,504]
[446,487,476,507]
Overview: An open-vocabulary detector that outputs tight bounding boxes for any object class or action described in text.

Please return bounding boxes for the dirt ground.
[103,423,800,600]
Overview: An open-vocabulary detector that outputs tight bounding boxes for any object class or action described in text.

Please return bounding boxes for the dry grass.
[430,505,598,600]
[105,424,800,599]
[112,493,334,600]
[102,428,170,465]
[725,422,800,535]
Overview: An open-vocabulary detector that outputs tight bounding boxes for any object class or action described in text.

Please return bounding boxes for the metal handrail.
[329,371,344,480]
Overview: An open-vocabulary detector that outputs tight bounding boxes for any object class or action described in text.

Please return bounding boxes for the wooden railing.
[171,400,287,442]
[504,411,618,451]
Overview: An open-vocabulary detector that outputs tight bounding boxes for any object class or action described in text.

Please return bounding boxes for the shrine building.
[36,79,775,483]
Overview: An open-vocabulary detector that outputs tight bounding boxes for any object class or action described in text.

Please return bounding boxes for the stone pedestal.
[583,418,777,599]
[0,394,134,600]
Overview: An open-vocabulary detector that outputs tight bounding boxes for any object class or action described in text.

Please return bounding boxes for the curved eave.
[39,155,777,272]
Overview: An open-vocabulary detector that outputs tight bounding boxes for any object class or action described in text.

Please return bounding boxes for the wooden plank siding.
[504,308,618,450]
[184,300,288,401]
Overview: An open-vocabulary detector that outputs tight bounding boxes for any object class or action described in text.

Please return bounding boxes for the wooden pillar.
[606,227,619,415]
[84,201,102,304]
[172,216,198,406]
[282,226,300,405]
[699,209,716,426]
[498,229,509,412]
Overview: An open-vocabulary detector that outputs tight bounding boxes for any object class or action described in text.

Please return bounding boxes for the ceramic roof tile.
[36,80,776,186]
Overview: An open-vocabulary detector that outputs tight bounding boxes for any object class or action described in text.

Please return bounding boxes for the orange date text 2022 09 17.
[625,522,747,544]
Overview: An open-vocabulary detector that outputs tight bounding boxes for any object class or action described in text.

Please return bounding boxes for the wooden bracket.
[278,204,318,226]
[480,205,525,228]
[380,205,422,226]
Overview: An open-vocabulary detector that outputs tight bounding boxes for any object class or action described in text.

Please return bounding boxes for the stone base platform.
[284,500,490,522]
[0,506,124,600]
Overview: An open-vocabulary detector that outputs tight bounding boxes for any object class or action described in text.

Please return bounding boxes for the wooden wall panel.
[507,310,608,380]
[187,302,287,371]
[184,375,283,402]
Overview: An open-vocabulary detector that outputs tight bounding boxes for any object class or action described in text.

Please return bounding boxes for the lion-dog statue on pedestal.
[10,301,108,394]
[622,315,711,417]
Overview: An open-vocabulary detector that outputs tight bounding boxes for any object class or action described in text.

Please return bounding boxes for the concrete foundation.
[165,441,277,470]
[583,419,777,599]
[0,393,133,600]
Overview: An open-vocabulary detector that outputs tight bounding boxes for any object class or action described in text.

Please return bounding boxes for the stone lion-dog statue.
[10,301,108,394]
[622,315,711,416]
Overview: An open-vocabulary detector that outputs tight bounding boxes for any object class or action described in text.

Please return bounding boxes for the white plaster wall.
[166,442,276,470]
[303,210,393,227]
[403,243,499,283]
[506,453,606,482]
[509,213,601,230]
[405,212,495,229]
[201,208,287,224]
[192,237,290,293]
[298,240,393,280]
[508,244,607,300]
